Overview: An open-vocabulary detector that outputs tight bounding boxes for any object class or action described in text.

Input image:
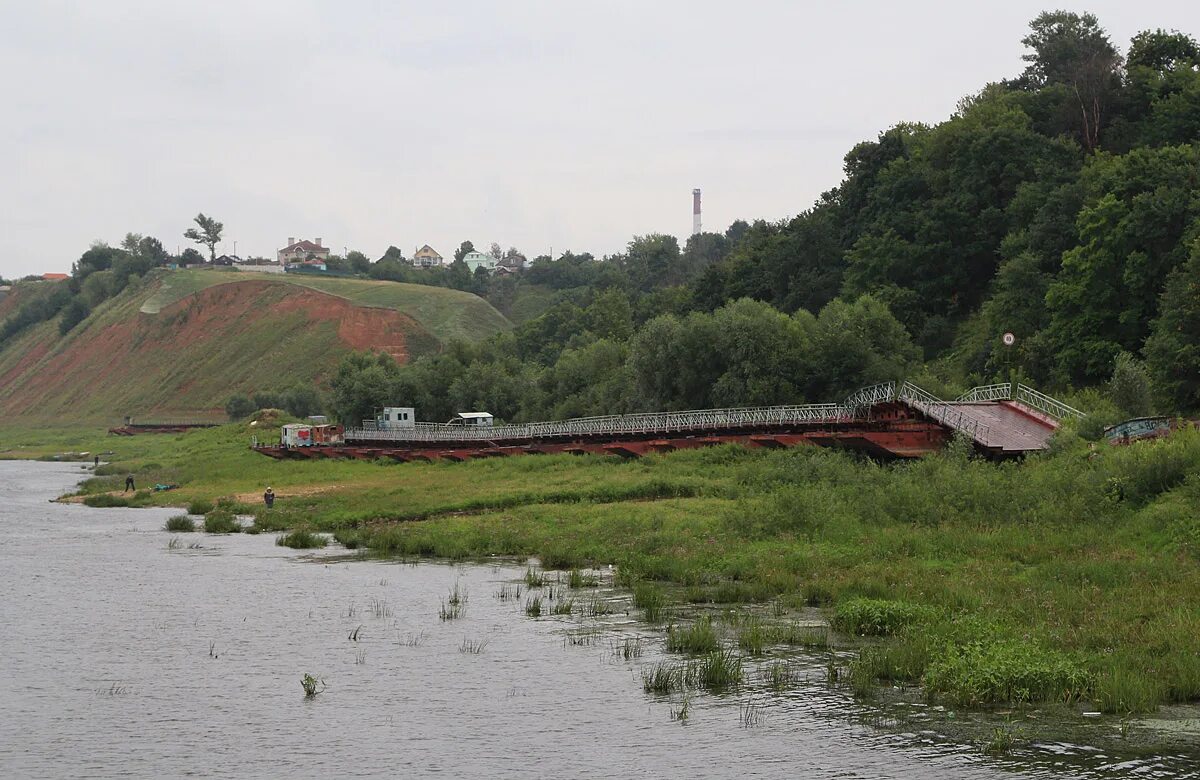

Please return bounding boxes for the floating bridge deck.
[254,381,1082,463]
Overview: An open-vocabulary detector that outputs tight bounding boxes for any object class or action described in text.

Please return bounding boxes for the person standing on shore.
[263,487,275,509]
[124,475,135,492]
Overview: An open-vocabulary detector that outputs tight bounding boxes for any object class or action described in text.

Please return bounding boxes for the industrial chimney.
[692,189,702,236]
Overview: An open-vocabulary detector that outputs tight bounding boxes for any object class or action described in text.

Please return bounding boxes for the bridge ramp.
[948,401,1057,454]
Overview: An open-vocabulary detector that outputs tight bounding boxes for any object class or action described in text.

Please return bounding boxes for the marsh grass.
[550,599,574,616]
[686,647,744,692]
[524,596,543,617]
[642,662,686,695]
[164,515,195,532]
[585,598,614,617]
[495,583,522,601]
[397,631,426,647]
[301,673,324,697]
[669,695,691,723]
[666,617,720,654]
[632,582,667,623]
[354,649,367,665]
[614,636,643,661]
[737,618,768,656]
[739,698,764,727]
[524,568,546,588]
[166,536,183,550]
[567,569,599,588]
[564,627,604,646]
[982,723,1021,756]
[447,581,468,606]
[368,597,392,619]
[763,661,799,691]
[276,528,327,549]
[459,637,488,654]
[832,598,930,637]
[439,600,464,621]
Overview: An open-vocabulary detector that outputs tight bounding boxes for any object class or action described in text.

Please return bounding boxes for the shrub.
[924,641,1092,706]
[203,510,240,534]
[831,598,931,636]
[164,515,195,532]
[187,498,215,515]
[276,529,327,549]
[83,494,130,508]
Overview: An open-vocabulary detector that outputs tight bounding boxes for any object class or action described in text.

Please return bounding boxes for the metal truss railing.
[346,401,853,445]
[957,383,1012,403]
[897,382,991,444]
[956,382,1085,421]
[1014,383,1085,420]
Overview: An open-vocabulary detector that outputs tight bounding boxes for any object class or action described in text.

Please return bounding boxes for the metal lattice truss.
[343,379,1081,446]
[957,383,1085,420]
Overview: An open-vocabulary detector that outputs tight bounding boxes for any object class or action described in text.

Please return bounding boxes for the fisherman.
[93,454,99,469]
[264,487,275,509]
[124,475,135,492]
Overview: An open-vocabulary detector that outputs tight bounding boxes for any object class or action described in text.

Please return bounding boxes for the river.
[0,461,1195,778]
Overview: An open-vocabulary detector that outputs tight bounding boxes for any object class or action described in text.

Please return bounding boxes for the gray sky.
[1,1,1193,277]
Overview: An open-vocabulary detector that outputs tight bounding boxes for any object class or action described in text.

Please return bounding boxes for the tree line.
[324,11,1200,425]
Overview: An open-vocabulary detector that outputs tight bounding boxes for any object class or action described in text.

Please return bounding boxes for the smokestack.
[288,236,295,246]
[692,188,702,236]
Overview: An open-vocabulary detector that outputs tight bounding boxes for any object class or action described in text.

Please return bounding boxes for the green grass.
[10,421,1200,712]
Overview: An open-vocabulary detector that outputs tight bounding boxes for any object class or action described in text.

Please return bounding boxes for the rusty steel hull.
[254,415,955,462]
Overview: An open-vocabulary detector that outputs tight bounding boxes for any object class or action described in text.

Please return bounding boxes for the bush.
[225,394,255,421]
[164,515,195,532]
[276,529,327,549]
[831,598,931,637]
[187,498,214,515]
[924,641,1092,706]
[83,494,130,508]
[203,509,240,534]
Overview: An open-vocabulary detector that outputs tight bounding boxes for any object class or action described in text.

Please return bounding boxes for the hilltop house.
[42,273,69,281]
[277,237,331,265]
[413,244,443,268]
[462,250,496,272]
[495,254,527,275]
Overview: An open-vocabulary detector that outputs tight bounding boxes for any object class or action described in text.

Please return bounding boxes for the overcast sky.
[1,1,1194,277]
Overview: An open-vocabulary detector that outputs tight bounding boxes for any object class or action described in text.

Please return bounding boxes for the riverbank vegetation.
[8,410,1198,714]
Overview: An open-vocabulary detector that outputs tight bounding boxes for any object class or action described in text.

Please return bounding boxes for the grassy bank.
[8,418,1200,713]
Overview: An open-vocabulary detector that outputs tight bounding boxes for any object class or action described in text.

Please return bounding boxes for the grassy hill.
[0,270,510,423]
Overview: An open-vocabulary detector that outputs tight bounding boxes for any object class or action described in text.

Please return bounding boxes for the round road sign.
[1002,332,1016,346]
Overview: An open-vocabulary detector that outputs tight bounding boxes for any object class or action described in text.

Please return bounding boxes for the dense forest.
[326,12,1200,427]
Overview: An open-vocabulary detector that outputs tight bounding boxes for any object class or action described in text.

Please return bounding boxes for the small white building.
[462,250,497,273]
[376,407,416,428]
[449,411,493,427]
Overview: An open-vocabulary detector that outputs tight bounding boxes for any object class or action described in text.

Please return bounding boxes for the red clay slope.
[0,279,433,421]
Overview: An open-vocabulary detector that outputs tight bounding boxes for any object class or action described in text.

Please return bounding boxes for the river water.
[0,461,1196,779]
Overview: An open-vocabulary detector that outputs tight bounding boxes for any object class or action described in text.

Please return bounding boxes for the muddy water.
[0,461,1195,779]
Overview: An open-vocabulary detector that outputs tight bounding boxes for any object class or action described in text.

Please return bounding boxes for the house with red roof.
[277,237,331,265]
[42,273,69,281]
